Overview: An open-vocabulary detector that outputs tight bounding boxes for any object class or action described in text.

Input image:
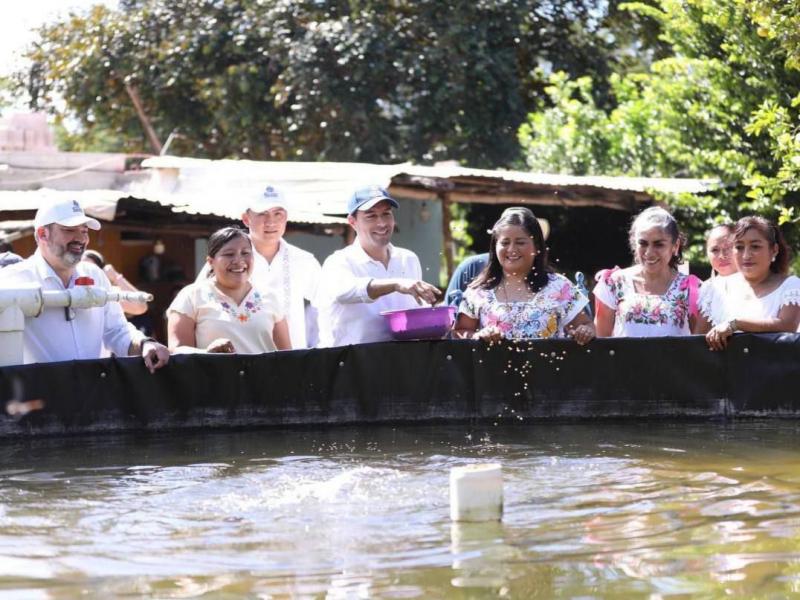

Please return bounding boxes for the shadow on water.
[1,421,800,597]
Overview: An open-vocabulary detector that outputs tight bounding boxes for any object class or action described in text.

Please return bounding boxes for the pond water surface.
[1,421,800,598]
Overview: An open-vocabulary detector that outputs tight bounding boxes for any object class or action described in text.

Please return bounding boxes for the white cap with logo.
[246,185,288,214]
[34,199,101,231]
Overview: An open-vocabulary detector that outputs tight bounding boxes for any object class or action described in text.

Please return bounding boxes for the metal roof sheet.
[140,156,719,213]
[0,189,122,221]
[395,165,719,194]
[0,188,346,226]
[0,219,34,243]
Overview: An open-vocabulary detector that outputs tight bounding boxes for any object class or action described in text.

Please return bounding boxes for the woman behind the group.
[698,216,800,350]
[453,207,594,345]
[594,206,701,337]
[167,227,291,353]
[705,223,737,279]
[82,249,148,317]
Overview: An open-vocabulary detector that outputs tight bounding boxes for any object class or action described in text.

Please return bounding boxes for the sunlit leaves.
[519,0,800,260]
[20,0,624,166]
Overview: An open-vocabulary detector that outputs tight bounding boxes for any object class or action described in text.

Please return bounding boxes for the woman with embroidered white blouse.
[167,227,291,353]
[698,216,800,350]
[594,207,702,337]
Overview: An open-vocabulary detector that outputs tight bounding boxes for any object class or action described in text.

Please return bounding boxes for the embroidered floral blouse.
[593,267,700,337]
[168,279,284,353]
[699,273,800,327]
[459,273,588,340]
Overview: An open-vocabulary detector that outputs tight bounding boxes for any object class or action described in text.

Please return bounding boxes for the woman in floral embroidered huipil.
[594,207,701,338]
[167,227,291,353]
[454,208,595,345]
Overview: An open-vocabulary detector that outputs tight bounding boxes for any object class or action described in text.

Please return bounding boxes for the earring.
[772,256,777,262]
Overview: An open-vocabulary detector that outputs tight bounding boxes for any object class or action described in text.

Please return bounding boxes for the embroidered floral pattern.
[460,274,587,340]
[604,271,694,328]
[216,290,263,323]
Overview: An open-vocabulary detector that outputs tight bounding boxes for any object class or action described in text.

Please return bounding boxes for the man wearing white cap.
[314,185,441,347]
[198,184,322,348]
[0,199,170,371]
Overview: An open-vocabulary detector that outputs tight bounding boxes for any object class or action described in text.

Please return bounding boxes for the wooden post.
[440,192,454,281]
[124,82,163,154]
[344,223,355,246]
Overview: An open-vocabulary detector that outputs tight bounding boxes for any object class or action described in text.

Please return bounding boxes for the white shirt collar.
[32,249,74,287]
[351,239,394,265]
[251,236,287,265]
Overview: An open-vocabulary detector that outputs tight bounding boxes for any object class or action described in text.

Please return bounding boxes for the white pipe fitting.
[0,285,154,367]
[0,284,44,317]
[450,463,504,522]
[39,287,153,309]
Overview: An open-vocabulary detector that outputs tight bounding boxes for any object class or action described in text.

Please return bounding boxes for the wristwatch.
[726,318,738,334]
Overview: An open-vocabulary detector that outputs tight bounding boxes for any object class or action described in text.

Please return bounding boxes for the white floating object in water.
[450,463,503,522]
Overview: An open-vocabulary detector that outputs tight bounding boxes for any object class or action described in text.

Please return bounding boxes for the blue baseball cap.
[347,185,399,215]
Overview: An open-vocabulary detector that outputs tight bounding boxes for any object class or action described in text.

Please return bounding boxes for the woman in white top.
[698,223,738,319]
[698,216,800,350]
[167,227,291,353]
[594,207,701,337]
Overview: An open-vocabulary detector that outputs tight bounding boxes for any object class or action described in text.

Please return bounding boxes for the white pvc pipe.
[108,290,153,304]
[39,287,153,309]
[450,463,504,522]
[0,285,154,367]
[0,284,44,317]
[0,306,25,367]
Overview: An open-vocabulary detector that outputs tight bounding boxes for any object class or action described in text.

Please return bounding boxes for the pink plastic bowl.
[380,305,456,341]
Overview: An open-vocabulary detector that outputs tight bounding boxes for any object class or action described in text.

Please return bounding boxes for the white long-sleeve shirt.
[314,241,422,347]
[0,250,142,364]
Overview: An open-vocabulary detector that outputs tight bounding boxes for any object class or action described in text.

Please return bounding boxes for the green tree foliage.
[0,76,14,114]
[519,0,800,256]
[21,0,622,166]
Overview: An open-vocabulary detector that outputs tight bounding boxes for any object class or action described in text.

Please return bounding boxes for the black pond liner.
[1,333,798,438]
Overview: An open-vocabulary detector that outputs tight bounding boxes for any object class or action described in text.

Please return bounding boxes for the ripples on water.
[1,422,800,597]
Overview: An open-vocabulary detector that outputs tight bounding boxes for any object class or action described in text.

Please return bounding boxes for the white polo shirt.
[0,250,141,364]
[314,241,422,347]
[198,238,320,348]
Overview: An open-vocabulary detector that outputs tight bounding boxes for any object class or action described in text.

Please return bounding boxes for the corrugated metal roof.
[0,188,346,226]
[0,189,122,221]
[0,219,34,243]
[139,156,400,216]
[396,165,719,194]
[140,156,720,214]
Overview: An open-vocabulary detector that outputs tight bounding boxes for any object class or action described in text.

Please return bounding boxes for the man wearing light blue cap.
[315,185,441,347]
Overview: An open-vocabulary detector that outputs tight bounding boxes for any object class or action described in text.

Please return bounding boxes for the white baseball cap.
[246,184,288,213]
[34,199,101,231]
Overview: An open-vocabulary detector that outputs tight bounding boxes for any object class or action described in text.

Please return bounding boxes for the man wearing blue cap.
[315,185,441,347]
